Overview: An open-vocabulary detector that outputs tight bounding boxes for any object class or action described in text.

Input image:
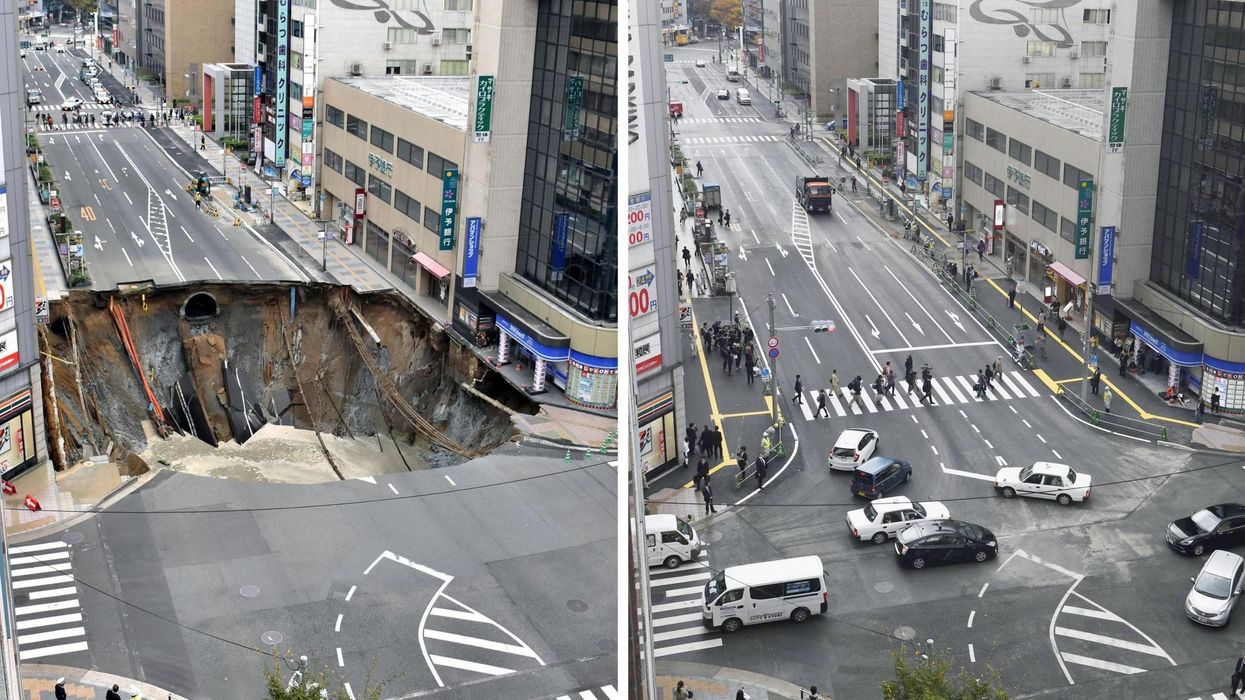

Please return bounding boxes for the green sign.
[943,130,954,153]
[1075,178,1093,259]
[563,76,584,140]
[439,169,459,251]
[472,75,494,144]
[1107,86,1127,152]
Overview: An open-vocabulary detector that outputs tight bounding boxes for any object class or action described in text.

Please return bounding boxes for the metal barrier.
[1056,386,1169,441]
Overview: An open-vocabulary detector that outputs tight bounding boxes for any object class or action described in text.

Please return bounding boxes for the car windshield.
[705,571,726,602]
[808,185,831,195]
[676,519,693,539]
[1018,466,1033,481]
[898,525,925,544]
[863,504,878,521]
[912,503,927,518]
[1195,572,1233,600]
[1192,509,1222,534]
[957,522,982,540]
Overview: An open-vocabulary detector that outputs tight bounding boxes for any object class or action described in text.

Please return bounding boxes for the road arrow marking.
[945,310,965,332]
[165,188,178,201]
[777,244,789,258]
[905,312,924,335]
[939,462,996,482]
[130,230,144,248]
[864,313,880,338]
[93,235,104,250]
[63,171,71,181]
[738,247,747,261]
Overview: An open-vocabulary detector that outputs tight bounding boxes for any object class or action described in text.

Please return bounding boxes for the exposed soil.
[42,283,533,482]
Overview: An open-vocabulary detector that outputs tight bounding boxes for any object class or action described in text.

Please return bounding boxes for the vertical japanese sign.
[564,76,584,140]
[917,0,931,179]
[472,75,494,143]
[274,0,290,168]
[551,212,570,281]
[1107,86,1127,152]
[253,66,262,97]
[463,217,481,287]
[438,169,459,251]
[896,79,905,110]
[1098,225,1116,287]
[1075,178,1093,259]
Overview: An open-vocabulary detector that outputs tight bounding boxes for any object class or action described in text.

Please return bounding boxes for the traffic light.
[811,320,836,333]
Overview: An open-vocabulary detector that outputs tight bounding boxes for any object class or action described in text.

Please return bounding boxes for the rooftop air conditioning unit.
[1060,77,1072,87]
[383,42,392,51]
[989,76,1002,90]
[1022,56,1031,64]
[349,62,362,76]
[422,65,433,74]
[431,33,441,46]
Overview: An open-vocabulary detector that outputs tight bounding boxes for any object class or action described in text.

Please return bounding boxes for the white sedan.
[995,461,1091,505]
[60,97,83,111]
[846,496,950,544]
[716,88,730,100]
[828,428,879,471]
[54,43,65,53]
[695,59,707,67]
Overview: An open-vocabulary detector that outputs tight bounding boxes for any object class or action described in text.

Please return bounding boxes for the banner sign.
[472,75,494,143]
[896,79,905,110]
[1108,86,1127,152]
[1075,178,1093,259]
[438,169,459,251]
[253,66,263,97]
[564,76,584,140]
[628,264,658,320]
[463,216,481,287]
[993,199,1004,230]
[1187,221,1203,278]
[1098,225,1116,287]
[0,260,13,313]
[634,333,662,376]
[896,112,904,139]
[551,212,570,278]
[274,0,290,168]
[917,0,931,179]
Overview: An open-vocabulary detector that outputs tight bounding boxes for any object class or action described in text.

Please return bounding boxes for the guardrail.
[1056,386,1169,441]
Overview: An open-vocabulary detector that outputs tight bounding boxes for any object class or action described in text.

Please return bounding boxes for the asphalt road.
[23,41,305,289]
[11,444,616,699]
[653,44,1245,699]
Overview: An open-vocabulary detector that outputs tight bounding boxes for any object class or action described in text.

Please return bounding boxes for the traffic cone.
[2,480,14,495]
[564,449,571,463]
[23,495,41,512]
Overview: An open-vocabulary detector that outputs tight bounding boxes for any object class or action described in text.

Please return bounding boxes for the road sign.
[664,54,674,62]
[767,337,779,349]
[768,348,780,359]
[760,367,771,381]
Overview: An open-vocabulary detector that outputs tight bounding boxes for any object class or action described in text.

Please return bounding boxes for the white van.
[645,514,702,569]
[735,88,751,105]
[726,64,740,82]
[702,555,828,632]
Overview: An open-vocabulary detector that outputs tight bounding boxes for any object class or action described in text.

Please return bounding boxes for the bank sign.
[438,169,459,251]
[1075,178,1093,259]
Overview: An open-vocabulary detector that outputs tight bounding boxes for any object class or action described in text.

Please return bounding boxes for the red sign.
[253,96,262,124]
[896,112,904,138]
[993,199,1005,230]
[49,195,59,209]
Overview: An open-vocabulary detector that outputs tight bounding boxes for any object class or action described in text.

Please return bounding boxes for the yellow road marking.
[1033,369,1062,394]
[1052,378,1083,385]
[719,409,773,418]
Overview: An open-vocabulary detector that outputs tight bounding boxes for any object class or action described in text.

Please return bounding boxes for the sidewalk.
[656,662,814,700]
[2,460,128,540]
[20,664,185,700]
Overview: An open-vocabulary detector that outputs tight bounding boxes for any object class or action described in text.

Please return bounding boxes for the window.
[387,27,420,43]
[751,584,782,600]
[394,190,422,223]
[346,114,368,140]
[367,174,392,204]
[326,105,345,128]
[324,148,343,173]
[782,579,818,596]
[966,119,985,141]
[1063,163,1091,190]
[932,34,944,52]
[385,59,418,75]
[1031,8,1060,23]
[1026,40,1055,57]
[370,126,395,153]
[932,1,957,21]
[1083,8,1110,23]
[984,172,1004,197]
[1034,150,1060,179]
[964,161,983,186]
[427,152,458,177]
[1080,41,1107,56]
[1060,216,1075,242]
[1008,139,1032,165]
[442,28,470,44]
[1032,201,1058,232]
[344,160,366,187]
[423,205,439,233]
[395,137,425,169]
[1078,72,1107,89]
[1006,186,1030,215]
[445,0,473,9]
[1024,73,1056,88]
[986,127,1007,153]
[440,60,470,75]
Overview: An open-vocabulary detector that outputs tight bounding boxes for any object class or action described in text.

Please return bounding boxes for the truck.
[726,64,740,82]
[700,182,722,210]
[795,175,833,213]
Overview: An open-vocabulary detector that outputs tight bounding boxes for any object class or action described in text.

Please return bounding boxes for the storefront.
[484,294,571,396]
[1003,229,1026,279]
[0,389,39,481]
[1095,295,1208,403]
[1027,239,1054,287]
[1045,261,1086,318]
[636,389,677,479]
[565,352,618,410]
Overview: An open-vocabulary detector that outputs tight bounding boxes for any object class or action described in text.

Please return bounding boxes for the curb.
[23,663,187,700]
[7,471,152,545]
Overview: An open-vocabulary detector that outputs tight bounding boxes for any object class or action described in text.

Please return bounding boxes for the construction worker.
[194,192,201,210]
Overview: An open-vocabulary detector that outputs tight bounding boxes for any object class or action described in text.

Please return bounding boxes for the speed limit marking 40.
[767,337,779,349]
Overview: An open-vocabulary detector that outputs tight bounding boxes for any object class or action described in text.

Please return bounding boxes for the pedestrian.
[733,341,742,372]
[792,374,803,405]
[55,678,67,700]
[745,355,756,385]
[736,689,750,700]
[904,354,913,377]
[194,192,201,209]
[701,476,717,514]
[200,134,205,150]
[721,343,732,375]
[849,375,866,410]
[699,425,713,462]
[724,209,732,227]
[1057,315,1067,339]
[993,356,1004,379]
[674,680,691,700]
[1196,398,1206,424]
[1035,333,1047,360]
[1037,310,1047,333]
[695,161,703,178]
[975,370,987,399]
[851,175,857,192]
[965,267,974,293]
[830,369,841,397]
[947,213,954,231]
[681,245,691,270]
[921,375,934,405]
[755,454,767,490]
[976,238,985,262]
[686,269,696,296]
[872,374,885,405]
[106,685,122,700]
[815,389,829,418]
[713,425,724,460]
[685,422,697,465]
[1118,351,1129,378]
[1014,336,1027,363]
[984,364,995,390]
[1231,652,1245,696]
[695,455,710,488]
[736,447,748,478]
[1090,368,1101,395]
[884,362,896,396]
[905,366,917,394]
[1007,285,1016,309]
[1103,387,1114,413]
[806,687,822,700]
[1213,387,1222,415]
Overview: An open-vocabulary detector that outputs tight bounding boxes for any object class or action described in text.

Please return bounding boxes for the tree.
[708,0,742,31]
[880,648,1009,700]
[263,650,388,700]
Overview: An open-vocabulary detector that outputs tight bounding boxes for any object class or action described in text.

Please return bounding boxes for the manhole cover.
[704,530,725,543]
[894,626,916,641]
[597,638,612,653]
[874,581,894,594]
[62,532,84,545]
[240,585,260,598]
[260,630,283,646]
[567,599,588,613]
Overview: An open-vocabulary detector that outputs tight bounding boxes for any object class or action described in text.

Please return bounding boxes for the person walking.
[1090,368,1101,395]
[905,366,918,395]
[721,343,732,375]
[723,209,732,227]
[1231,652,1245,696]
[830,369,841,397]
[976,238,986,262]
[685,270,696,296]
[755,454,767,490]
[1213,387,1222,415]
[815,389,830,418]
[792,374,804,405]
[872,374,885,406]
[1057,315,1068,339]
[733,340,742,372]
[695,455,710,489]
[1196,397,1206,424]
[975,370,987,399]
[55,679,67,700]
[920,375,935,405]
[965,266,974,293]
[200,134,206,150]
[685,422,697,467]
[1007,285,1017,309]
[699,425,714,463]
[984,364,995,391]
[1037,310,1047,334]
[849,375,866,410]
[1034,333,1047,360]
[713,425,725,460]
[1103,387,1114,413]
[674,680,692,700]
[106,685,122,700]
[1118,351,1129,378]
[695,161,704,178]
[736,447,749,478]
[700,475,717,515]
[682,245,691,270]
[744,353,756,385]
[904,354,913,379]
[993,356,1004,380]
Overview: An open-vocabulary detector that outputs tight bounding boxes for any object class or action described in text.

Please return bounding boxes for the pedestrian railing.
[1056,387,1169,441]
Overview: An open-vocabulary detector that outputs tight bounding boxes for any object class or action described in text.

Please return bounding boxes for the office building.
[138,0,234,106]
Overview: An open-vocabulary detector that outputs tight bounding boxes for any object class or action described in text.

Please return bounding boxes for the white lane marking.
[345,585,356,602]
[387,484,399,495]
[1009,405,1018,414]
[1066,591,1176,665]
[9,542,69,554]
[765,258,775,276]
[664,585,704,598]
[652,612,704,627]
[15,599,79,616]
[751,230,760,244]
[427,654,515,676]
[17,641,89,661]
[978,583,989,598]
[1022,419,1032,428]
[651,599,703,614]
[883,264,953,342]
[180,225,194,243]
[995,456,1007,467]
[940,463,996,482]
[967,610,975,628]
[11,564,71,578]
[856,235,872,252]
[1037,434,1047,443]
[203,257,223,280]
[444,475,456,486]
[930,445,939,456]
[12,575,74,590]
[335,613,343,632]
[343,682,355,700]
[781,292,798,316]
[10,552,70,566]
[123,191,133,205]
[430,607,490,623]
[653,572,711,586]
[920,429,928,439]
[863,314,881,339]
[1061,605,1122,622]
[27,587,78,600]
[603,688,620,700]
[971,424,981,433]
[848,266,909,345]
[17,626,86,644]
[240,255,260,277]
[1054,627,1171,656]
[969,643,975,663]
[1059,652,1145,674]
[1051,449,1062,459]
[337,647,344,667]
[804,336,821,364]
[15,612,82,631]
[983,440,994,450]
[654,626,720,643]
[652,638,724,657]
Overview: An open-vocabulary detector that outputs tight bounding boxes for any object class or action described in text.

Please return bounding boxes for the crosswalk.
[552,685,618,700]
[31,121,146,132]
[648,550,720,658]
[9,540,89,661]
[682,134,783,145]
[1190,692,1245,700]
[679,117,764,125]
[30,102,113,112]
[1052,591,1175,679]
[793,370,1041,420]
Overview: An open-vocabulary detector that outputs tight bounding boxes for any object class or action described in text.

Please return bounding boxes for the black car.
[1167,503,1245,556]
[894,519,998,569]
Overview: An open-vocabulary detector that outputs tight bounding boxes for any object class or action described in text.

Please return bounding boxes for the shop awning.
[481,291,571,362]
[1113,297,1204,367]
[1048,261,1086,287]
[412,251,451,279]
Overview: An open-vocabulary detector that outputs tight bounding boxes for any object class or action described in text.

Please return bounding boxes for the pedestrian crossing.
[1189,692,1244,700]
[552,685,619,700]
[683,134,784,145]
[794,370,1041,420]
[32,121,145,132]
[8,540,89,661]
[648,550,720,658]
[679,117,764,125]
[30,102,113,112]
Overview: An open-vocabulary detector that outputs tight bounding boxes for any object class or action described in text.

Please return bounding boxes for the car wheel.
[974,550,989,563]
[663,555,682,570]
[905,471,912,483]
[1193,543,1206,556]
[911,557,926,569]
[722,617,742,633]
[1001,487,1016,498]
[872,531,888,545]
[1057,493,1073,506]
[790,608,810,623]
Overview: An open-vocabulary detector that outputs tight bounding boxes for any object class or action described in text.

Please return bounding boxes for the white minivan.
[735,88,751,105]
[702,555,828,632]
[645,514,702,569]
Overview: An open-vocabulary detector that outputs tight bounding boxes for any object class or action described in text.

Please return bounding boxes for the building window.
[932,1,957,21]
[1026,40,1056,57]
[1063,163,1091,190]
[423,205,439,233]
[1079,72,1107,89]
[1024,73,1056,88]
[444,0,473,9]
[290,82,302,101]
[964,161,983,186]
[1059,216,1075,242]
[1031,8,1060,23]
[396,138,424,169]
[442,28,470,44]
[370,126,395,153]
[932,34,944,52]
[984,172,1004,198]
[966,119,985,141]
[1008,139,1032,166]
[1006,186,1030,215]
[1080,41,1108,56]
[326,105,345,128]
[986,127,1007,153]
[1034,149,1060,179]
[344,160,366,187]
[388,27,421,43]
[1031,201,1058,232]
[440,60,470,76]
[346,114,368,141]
[324,148,343,173]
[367,174,392,204]
[427,152,458,177]
[385,59,418,75]
[394,189,421,223]
[1083,8,1110,23]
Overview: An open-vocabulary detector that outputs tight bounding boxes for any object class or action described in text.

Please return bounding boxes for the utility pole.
[768,292,778,428]
[321,220,329,271]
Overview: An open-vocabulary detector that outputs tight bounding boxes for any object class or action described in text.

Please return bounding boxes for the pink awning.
[1047,261,1086,287]
[412,251,451,279]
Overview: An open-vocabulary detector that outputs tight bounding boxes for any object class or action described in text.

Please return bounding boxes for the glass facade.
[1152,0,1245,324]
[514,0,618,322]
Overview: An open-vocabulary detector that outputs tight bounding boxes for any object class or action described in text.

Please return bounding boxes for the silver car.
[1185,549,1245,626]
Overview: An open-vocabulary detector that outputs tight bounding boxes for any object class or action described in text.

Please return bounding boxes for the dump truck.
[796,175,833,213]
[700,182,722,210]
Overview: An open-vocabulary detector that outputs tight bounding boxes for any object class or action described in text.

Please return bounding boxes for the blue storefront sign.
[439,169,459,251]
[1130,320,1203,367]
[1187,222,1203,278]
[1098,225,1116,287]
[496,315,570,362]
[253,66,263,97]
[551,212,570,274]
[896,80,905,110]
[463,216,481,288]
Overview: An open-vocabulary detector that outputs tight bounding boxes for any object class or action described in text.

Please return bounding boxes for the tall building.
[137,0,234,105]
[787,0,877,120]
